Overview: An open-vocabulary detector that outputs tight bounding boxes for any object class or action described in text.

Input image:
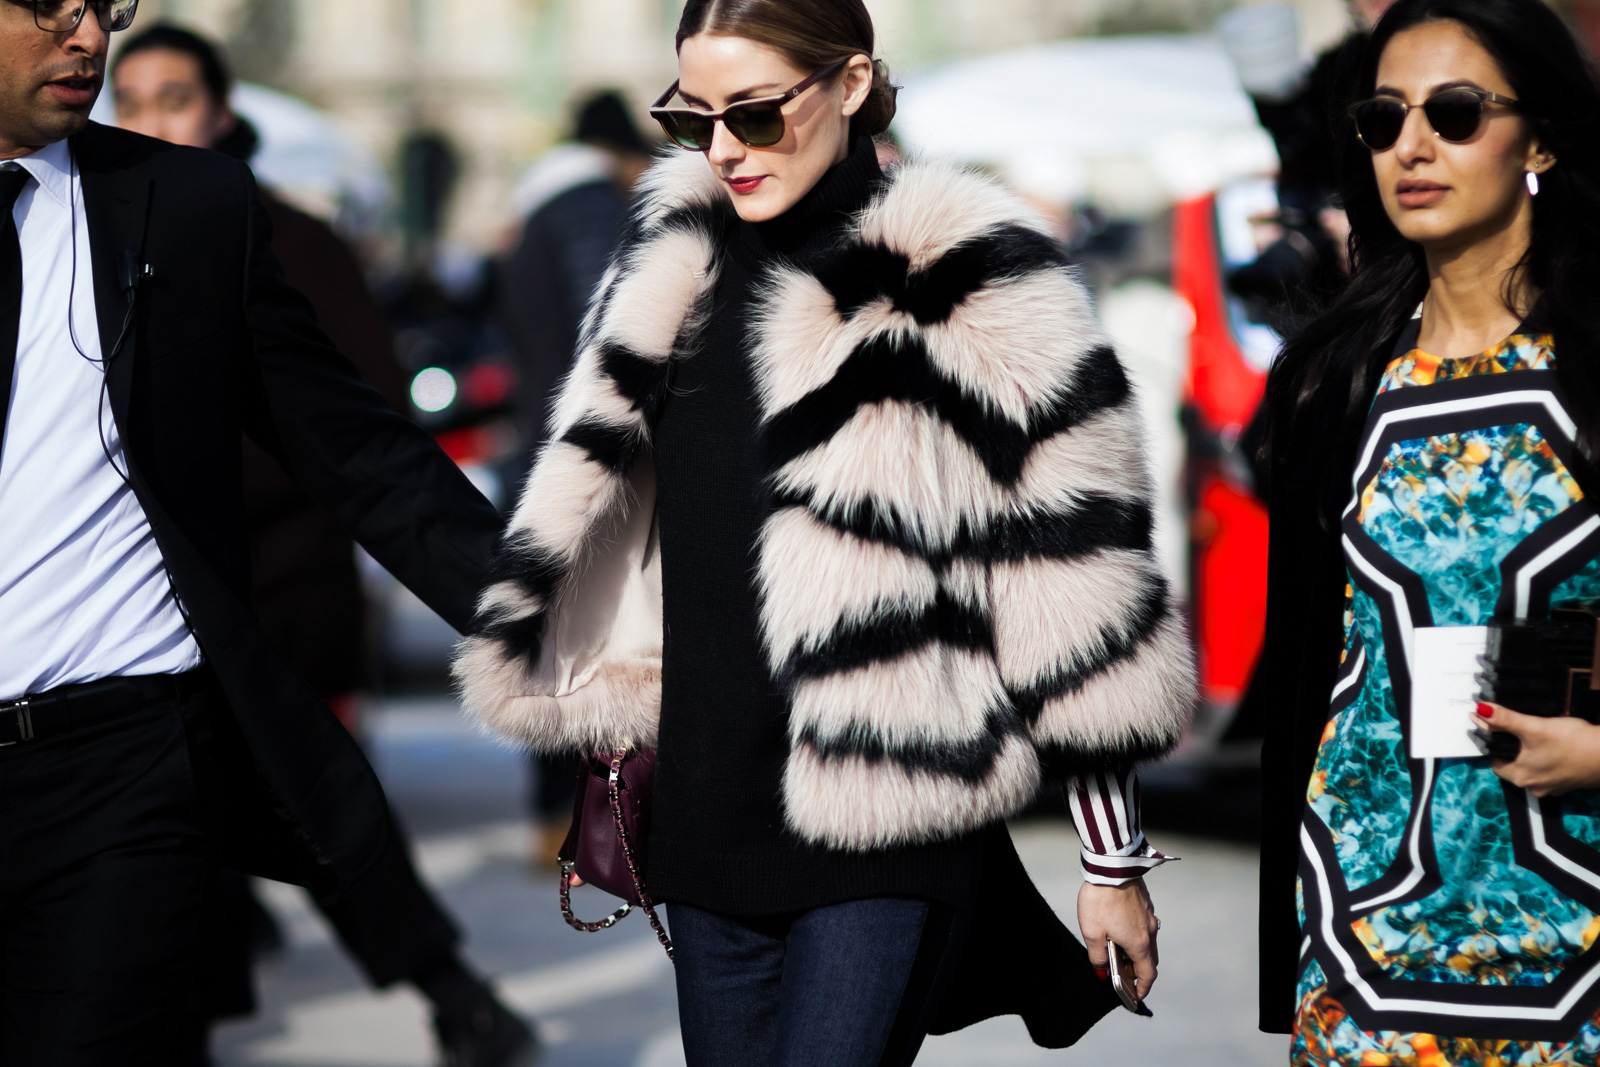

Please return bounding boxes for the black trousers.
[188,803,464,1028]
[0,683,211,1066]
[311,806,460,989]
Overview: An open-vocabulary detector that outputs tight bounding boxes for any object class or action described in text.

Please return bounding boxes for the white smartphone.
[1108,936,1142,1012]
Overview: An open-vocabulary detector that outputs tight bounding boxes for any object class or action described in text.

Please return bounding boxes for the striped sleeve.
[1065,769,1175,886]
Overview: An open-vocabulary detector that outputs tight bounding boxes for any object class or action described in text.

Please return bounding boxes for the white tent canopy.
[230,82,391,228]
[893,35,1279,215]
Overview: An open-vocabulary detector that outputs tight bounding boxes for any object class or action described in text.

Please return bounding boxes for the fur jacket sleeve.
[453,152,1197,851]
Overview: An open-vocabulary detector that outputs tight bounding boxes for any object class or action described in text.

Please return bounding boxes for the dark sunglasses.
[650,58,849,151]
[28,0,138,32]
[1349,87,1519,152]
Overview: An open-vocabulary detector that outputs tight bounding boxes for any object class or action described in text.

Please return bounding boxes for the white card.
[1410,626,1490,759]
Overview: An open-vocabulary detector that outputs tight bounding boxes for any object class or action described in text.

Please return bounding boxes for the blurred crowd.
[77,1,1600,1062]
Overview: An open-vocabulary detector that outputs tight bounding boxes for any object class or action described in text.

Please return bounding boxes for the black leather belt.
[0,671,206,748]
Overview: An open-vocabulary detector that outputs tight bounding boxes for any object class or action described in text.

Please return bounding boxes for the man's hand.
[1079,877,1160,1001]
[1476,702,1600,796]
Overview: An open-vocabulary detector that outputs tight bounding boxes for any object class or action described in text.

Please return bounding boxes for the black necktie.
[0,165,32,466]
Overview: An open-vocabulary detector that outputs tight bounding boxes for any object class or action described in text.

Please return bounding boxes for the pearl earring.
[1526,170,1541,196]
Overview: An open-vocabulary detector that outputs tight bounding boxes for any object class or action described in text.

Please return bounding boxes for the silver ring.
[1155,919,1163,931]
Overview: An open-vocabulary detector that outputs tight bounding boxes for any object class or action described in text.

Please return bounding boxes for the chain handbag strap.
[605,751,674,960]
[557,750,674,961]
[558,865,631,931]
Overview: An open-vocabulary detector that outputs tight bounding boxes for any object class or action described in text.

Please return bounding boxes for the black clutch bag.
[1475,609,1600,759]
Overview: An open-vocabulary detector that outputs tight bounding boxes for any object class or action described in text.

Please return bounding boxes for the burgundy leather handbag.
[557,748,674,959]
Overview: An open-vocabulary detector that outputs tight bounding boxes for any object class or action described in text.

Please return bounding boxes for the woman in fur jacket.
[454,0,1197,1061]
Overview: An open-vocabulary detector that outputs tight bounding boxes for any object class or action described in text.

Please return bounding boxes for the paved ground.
[213,697,1285,1067]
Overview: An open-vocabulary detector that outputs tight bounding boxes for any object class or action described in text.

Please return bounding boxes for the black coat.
[242,189,409,698]
[498,178,626,446]
[39,122,502,892]
[1256,336,1389,1033]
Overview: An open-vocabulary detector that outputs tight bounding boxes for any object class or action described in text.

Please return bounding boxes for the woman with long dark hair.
[1257,0,1600,1060]
[455,0,1197,1061]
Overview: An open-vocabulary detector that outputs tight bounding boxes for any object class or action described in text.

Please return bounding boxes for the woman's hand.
[1475,702,1600,796]
[1078,878,1160,1000]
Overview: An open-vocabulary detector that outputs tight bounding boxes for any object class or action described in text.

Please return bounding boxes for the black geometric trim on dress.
[1346,374,1576,518]
[1366,365,1563,417]
[1502,783,1600,918]
[1330,758,1444,917]
[1298,818,1600,1040]
[1336,521,1443,914]
[1323,631,1368,726]
[1494,503,1600,622]
[1346,401,1580,529]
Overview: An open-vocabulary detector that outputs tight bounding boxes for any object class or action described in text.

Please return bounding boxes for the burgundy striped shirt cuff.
[1065,769,1174,887]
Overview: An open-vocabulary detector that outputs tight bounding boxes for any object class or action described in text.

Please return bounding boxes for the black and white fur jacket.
[453,151,1197,851]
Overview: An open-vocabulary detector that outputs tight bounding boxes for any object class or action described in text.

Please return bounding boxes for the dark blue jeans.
[669,898,967,1067]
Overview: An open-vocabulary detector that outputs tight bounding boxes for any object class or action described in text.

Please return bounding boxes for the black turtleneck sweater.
[647,139,984,916]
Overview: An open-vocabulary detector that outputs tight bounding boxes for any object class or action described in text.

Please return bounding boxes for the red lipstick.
[727,175,767,195]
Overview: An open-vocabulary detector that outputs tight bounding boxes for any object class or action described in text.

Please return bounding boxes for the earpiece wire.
[61,141,196,640]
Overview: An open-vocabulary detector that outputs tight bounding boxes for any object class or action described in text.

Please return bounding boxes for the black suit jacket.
[19,122,503,890]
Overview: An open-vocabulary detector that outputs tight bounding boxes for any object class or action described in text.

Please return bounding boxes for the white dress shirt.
[0,138,201,701]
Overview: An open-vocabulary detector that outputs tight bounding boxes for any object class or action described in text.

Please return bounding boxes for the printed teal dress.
[1293,325,1600,1066]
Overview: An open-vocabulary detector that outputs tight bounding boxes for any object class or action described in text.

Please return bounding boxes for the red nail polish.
[1477,702,1494,719]
[1094,967,1110,980]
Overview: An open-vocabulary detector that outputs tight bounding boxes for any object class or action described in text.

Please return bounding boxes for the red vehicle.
[1175,192,1272,718]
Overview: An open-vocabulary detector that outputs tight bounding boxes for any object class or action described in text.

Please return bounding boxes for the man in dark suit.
[0,3,508,1063]
[107,25,538,1067]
